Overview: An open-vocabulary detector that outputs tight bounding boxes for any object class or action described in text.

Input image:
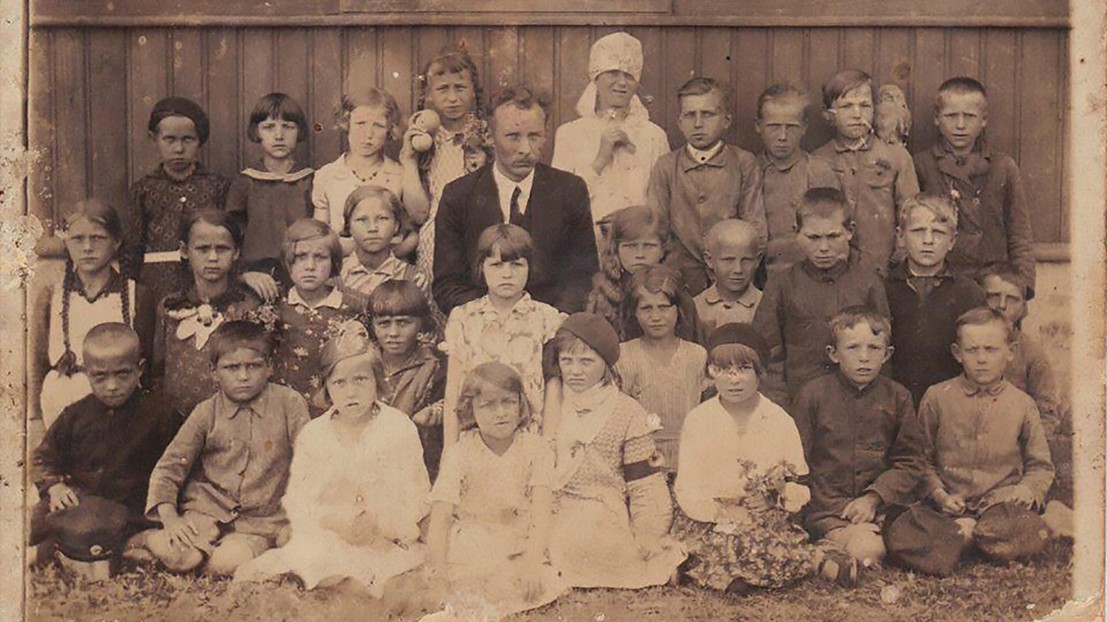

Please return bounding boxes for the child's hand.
[983,485,1036,509]
[841,492,881,524]
[241,271,280,303]
[47,483,79,512]
[400,126,431,162]
[596,125,633,163]
[162,512,200,550]
[413,402,443,427]
[933,489,966,515]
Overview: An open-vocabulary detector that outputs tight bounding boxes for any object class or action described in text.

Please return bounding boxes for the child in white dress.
[236,324,430,597]
[426,361,567,621]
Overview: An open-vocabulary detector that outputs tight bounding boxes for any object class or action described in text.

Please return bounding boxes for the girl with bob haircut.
[229,92,314,302]
[425,361,567,619]
[442,224,564,447]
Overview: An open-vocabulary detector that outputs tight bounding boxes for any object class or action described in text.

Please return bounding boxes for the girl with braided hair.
[32,200,155,428]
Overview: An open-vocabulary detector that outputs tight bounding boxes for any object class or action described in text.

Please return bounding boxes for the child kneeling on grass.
[235,323,430,596]
[904,307,1055,568]
[425,362,568,620]
[138,320,310,576]
[31,323,179,580]
[793,307,925,568]
[672,323,858,594]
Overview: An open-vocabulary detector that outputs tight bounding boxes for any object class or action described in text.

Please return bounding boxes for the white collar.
[686,141,725,164]
[287,287,344,310]
[492,165,536,222]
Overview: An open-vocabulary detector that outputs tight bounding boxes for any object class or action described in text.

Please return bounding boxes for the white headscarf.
[575,32,652,122]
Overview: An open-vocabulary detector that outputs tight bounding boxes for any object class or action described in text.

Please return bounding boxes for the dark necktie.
[509,186,524,226]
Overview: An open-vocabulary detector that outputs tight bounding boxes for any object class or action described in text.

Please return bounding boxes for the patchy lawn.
[26,539,1073,622]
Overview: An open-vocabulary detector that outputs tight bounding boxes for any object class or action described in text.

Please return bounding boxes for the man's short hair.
[677,76,733,112]
[956,306,1016,345]
[822,69,873,109]
[757,83,811,122]
[978,263,1030,298]
[485,85,551,123]
[796,187,852,231]
[828,306,892,348]
[208,320,274,366]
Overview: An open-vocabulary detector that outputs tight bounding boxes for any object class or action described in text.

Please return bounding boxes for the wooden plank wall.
[27,25,1069,243]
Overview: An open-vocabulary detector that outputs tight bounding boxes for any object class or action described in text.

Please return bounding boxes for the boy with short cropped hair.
[793,307,924,567]
[979,264,1065,428]
[911,307,1054,563]
[813,70,919,275]
[694,219,764,339]
[886,194,986,406]
[755,84,841,275]
[31,323,180,575]
[140,320,310,575]
[752,188,890,407]
[914,77,1035,296]
[647,77,766,295]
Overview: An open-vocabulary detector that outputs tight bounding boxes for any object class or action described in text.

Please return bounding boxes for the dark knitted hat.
[148,96,211,145]
[706,322,770,367]
[559,312,620,367]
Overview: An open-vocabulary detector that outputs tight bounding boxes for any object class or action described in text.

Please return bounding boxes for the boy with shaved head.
[694,219,764,340]
[31,323,180,572]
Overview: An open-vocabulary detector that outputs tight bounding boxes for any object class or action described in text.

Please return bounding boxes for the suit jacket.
[433,163,598,315]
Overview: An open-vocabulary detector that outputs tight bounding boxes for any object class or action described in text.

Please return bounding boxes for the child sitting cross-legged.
[793,307,925,569]
[425,362,568,620]
[273,218,364,415]
[899,307,1055,568]
[547,313,686,589]
[137,320,310,576]
[236,324,429,596]
[673,323,858,595]
[30,323,180,579]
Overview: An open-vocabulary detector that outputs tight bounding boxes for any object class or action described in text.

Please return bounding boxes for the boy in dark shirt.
[794,307,924,568]
[31,323,180,573]
[886,194,986,405]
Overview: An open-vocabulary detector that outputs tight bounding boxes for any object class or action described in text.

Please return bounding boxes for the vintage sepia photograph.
[1,0,1103,620]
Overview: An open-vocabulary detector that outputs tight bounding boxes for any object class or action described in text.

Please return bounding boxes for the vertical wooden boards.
[522,26,556,103]
[52,29,88,219]
[205,28,239,175]
[982,29,1018,156]
[700,27,733,145]
[657,27,693,150]
[911,28,946,151]
[380,27,415,116]
[804,28,841,151]
[87,30,129,212]
[733,28,768,152]
[310,28,344,166]
[1018,30,1064,243]
[128,30,167,185]
[28,29,55,224]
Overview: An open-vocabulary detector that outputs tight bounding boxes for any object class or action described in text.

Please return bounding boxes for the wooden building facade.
[28,0,1071,250]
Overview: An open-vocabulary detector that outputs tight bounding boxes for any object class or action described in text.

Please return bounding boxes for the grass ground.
[25,277,1077,622]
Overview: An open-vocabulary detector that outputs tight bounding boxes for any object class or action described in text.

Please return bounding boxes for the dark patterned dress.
[124,163,231,305]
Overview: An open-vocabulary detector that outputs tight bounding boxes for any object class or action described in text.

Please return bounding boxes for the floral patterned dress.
[430,430,567,618]
[272,288,364,416]
[441,294,564,432]
[235,403,430,595]
[671,394,815,589]
[549,384,685,588]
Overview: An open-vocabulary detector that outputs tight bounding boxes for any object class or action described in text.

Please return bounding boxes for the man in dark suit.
[433,85,599,316]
